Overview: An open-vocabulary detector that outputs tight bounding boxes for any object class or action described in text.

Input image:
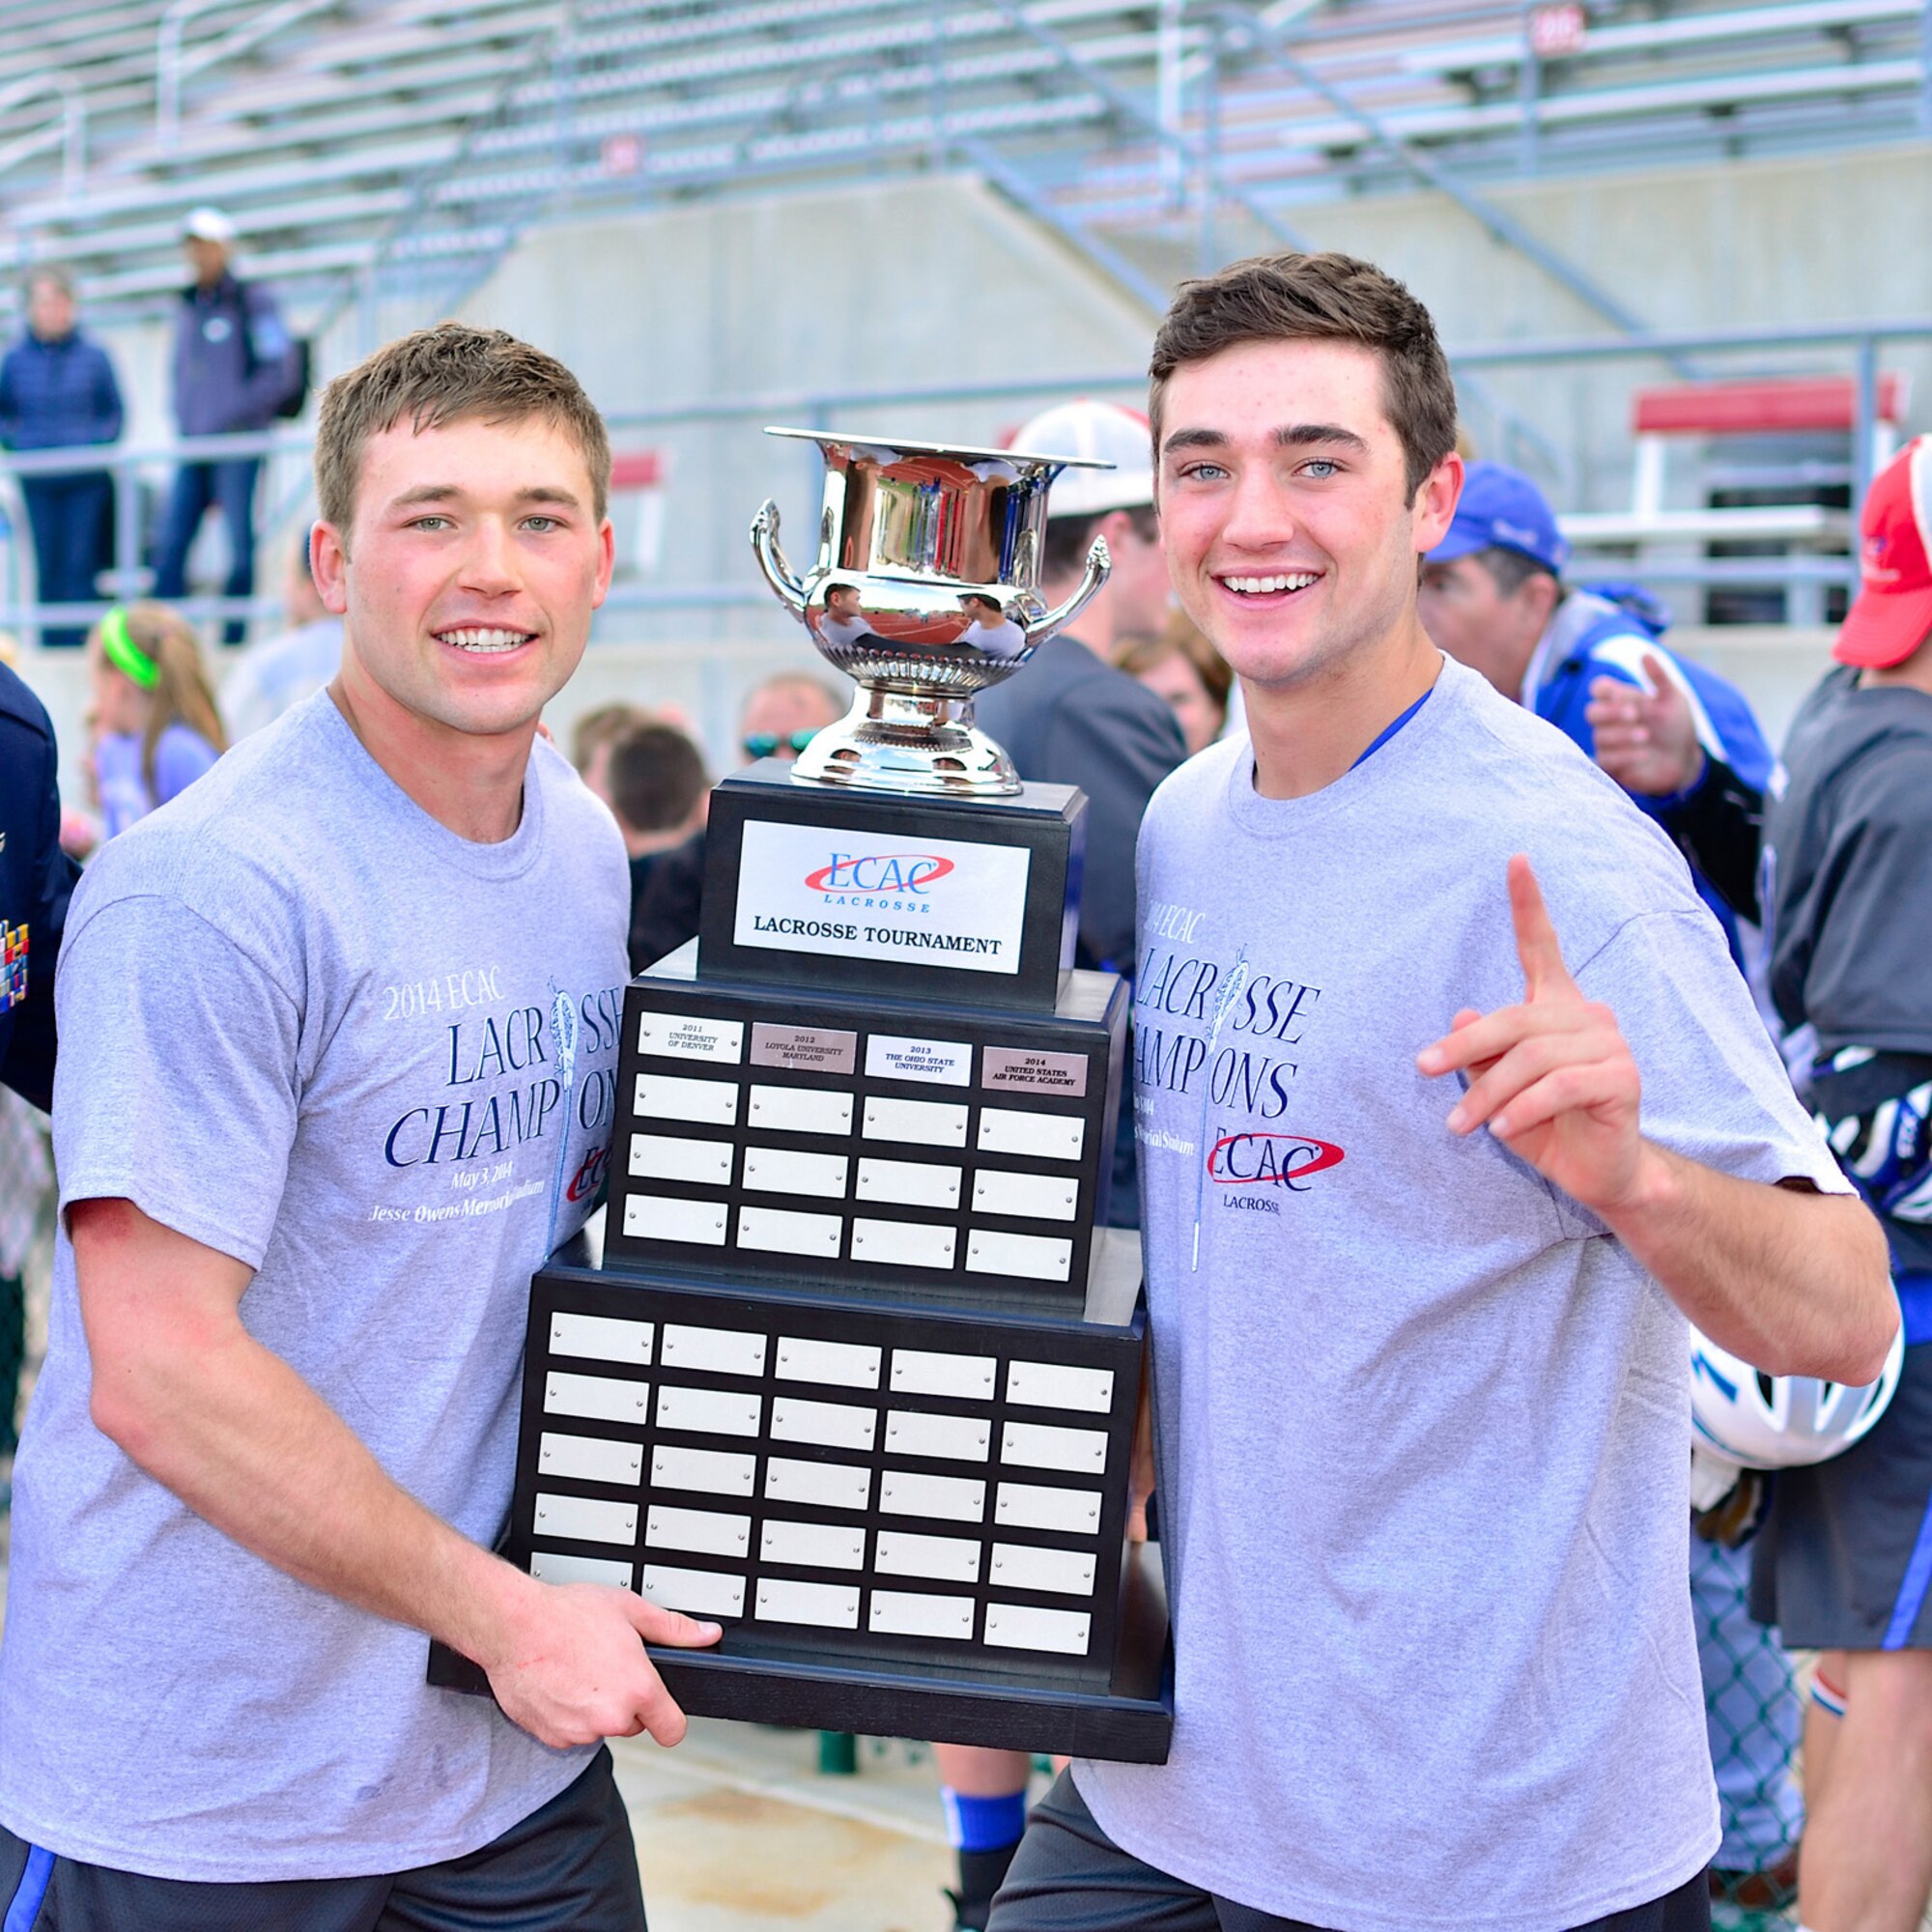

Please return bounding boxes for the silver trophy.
[750,427,1114,796]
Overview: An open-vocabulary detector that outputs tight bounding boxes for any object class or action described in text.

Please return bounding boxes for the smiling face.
[1155,338,1459,696]
[311,412,613,746]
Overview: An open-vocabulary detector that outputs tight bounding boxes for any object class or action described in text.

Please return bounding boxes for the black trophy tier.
[433,759,1173,1760]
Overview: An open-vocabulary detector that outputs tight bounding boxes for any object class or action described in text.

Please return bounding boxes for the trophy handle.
[750,498,809,619]
[1023,534,1112,642]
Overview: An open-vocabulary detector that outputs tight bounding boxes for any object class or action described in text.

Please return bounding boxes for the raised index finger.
[1509,854,1576,1001]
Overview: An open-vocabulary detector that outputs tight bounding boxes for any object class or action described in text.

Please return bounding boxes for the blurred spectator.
[610,720,710,974]
[219,543,343,738]
[1115,611,1233,755]
[86,603,226,839]
[0,268,123,649]
[570,700,656,809]
[152,208,303,644]
[740,670,842,762]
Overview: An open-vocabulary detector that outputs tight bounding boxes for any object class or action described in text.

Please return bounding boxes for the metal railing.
[157,0,343,151]
[0,72,86,196]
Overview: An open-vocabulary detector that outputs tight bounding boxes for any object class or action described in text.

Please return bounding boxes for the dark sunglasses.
[742,729,820,758]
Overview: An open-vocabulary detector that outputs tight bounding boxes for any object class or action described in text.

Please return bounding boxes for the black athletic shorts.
[0,1747,645,1931]
[987,1771,1711,1932]
[1750,1337,1932,1651]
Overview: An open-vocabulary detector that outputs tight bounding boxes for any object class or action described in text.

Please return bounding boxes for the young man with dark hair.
[0,322,719,1928]
[989,250,1895,1932]
[609,718,710,974]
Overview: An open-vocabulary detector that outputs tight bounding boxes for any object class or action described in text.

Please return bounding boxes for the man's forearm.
[1602,1144,1895,1382]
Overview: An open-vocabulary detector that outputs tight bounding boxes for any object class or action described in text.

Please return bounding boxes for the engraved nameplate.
[982,1048,1090,1097]
[855,1156,962,1211]
[850,1217,955,1269]
[630,1132,733,1186]
[977,1108,1083,1161]
[651,1445,756,1497]
[532,1492,636,1546]
[874,1529,981,1584]
[880,1470,986,1523]
[640,1563,746,1618]
[549,1312,654,1367]
[775,1337,881,1389]
[966,1229,1072,1282]
[994,1482,1102,1535]
[984,1603,1092,1656]
[765,1457,872,1512]
[885,1409,991,1463]
[760,1518,867,1571]
[537,1432,643,1486]
[991,1542,1097,1597]
[530,1549,634,1589]
[656,1384,762,1438]
[623,1192,729,1246]
[545,1372,652,1425]
[751,1022,858,1076]
[661,1325,768,1378]
[771,1396,877,1453]
[634,1073,739,1127]
[863,1097,968,1149]
[1002,1419,1109,1474]
[645,1505,752,1559]
[868,1589,975,1641]
[637,1011,744,1064]
[972,1169,1079,1223]
[865,1035,971,1087]
[1006,1361,1116,1414]
[890,1349,997,1401]
[755,1577,861,1629]
[748,1085,853,1136]
[737,1205,843,1260]
[742,1147,849,1200]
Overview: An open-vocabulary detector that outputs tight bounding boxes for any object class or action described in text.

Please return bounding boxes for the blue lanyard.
[1351,688,1432,770]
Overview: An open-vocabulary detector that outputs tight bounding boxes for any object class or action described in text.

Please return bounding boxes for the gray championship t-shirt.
[0,692,631,1881]
[1077,653,1848,1932]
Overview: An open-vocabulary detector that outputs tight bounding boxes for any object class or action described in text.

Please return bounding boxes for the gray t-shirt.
[0,692,631,1882]
[1077,653,1847,1931]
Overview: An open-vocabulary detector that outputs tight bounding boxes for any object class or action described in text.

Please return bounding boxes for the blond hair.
[90,603,227,791]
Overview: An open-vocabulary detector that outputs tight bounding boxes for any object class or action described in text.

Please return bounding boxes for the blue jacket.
[172,273,299,438]
[0,329,123,453]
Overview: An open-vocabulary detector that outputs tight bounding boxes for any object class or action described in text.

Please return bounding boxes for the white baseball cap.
[182,206,236,244]
[1013,399,1154,519]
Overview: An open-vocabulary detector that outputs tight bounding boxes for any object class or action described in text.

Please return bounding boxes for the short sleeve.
[53,892,300,1268]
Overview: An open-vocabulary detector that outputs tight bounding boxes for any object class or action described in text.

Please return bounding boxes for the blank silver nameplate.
[874,1529,981,1584]
[994,1482,1101,1535]
[868,1589,974,1641]
[640,1563,745,1618]
[855,1156,962,1210]
[538,1432,643,1486]
[972,1169,1078,1223]
[865,1035,971,1087]
[775,1336,881,1389]
[1002,1419,1109,1474]
[661,1325,768,1378]
[890,1349,996,1400]
[645,1505,751,1558]
[651,1445,755,1496]
[984,1603,1092,1655]
[550,1312,654,1366]
[771,1395,877,1453]
[967,1229,1072,1282]
[737,1205,843,1259]
[532,1492,636,1545]
[634,1073,739,1126]
[529,1549,633,1589]
[742,1146,849,1200]
[624,1193,729,1246]
[760,1518,867,1570]
[863,1096,968,1148]
[748,1084,853,1136]
[656,1384,762,1437]
[764,1456,871,1511]
[1006,1361,1116,1414]
[636,1011,744,1064]
[630,1133,733,1186]
[885,1409,990,1462]
[851,1217,955,1269]
[545,1372,651,1425]
[755,1577,860,1629]
[976,1108,1083,1161]
[991,1542,1097,1596]
[880,1470,985,1523]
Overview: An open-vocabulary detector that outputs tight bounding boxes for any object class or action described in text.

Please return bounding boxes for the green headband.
[100,607,159,691]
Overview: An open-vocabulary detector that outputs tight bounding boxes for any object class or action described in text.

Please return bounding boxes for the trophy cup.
[432,429,1172,1762]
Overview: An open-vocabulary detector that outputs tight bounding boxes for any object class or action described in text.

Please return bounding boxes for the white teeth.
[1222,574,1318,595]
[439,627,531,652]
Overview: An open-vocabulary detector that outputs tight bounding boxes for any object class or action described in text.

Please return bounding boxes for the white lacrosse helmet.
[1690,1316,1905,1473]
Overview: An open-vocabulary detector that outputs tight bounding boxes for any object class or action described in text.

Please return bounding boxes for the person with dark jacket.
[0,269,123,648]
[151,208,301,643]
